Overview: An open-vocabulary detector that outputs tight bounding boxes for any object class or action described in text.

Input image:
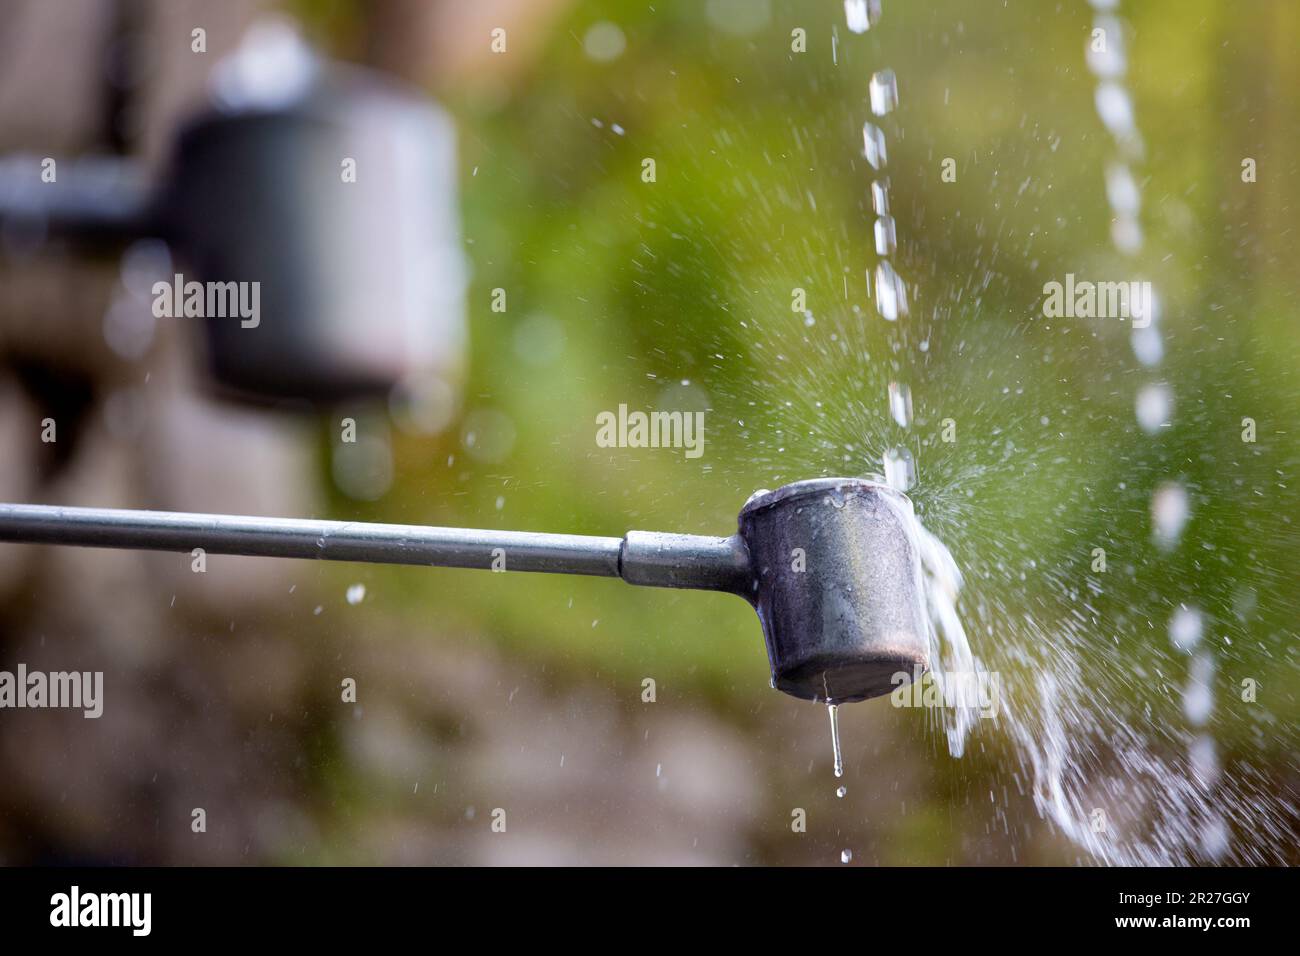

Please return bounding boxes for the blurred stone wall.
[0,0,321,864]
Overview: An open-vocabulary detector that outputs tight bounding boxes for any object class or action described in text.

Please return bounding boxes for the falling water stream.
[831,0,986,865]
[830,1,894,865]
[828,703,844,779]
[828,0,1210,867]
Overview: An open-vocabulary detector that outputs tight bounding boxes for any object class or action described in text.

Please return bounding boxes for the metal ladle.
[0,477,929,703]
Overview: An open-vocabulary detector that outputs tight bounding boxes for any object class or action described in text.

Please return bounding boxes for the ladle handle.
[0,504,751,594]
[0,156,153,250]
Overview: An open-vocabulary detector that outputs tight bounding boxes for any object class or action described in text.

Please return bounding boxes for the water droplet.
[862,122,888,170]
[873,214,897,255]
[1131,325,1164,366]
[583,21,626,62]
[346,583,366,605]
[828,703,844,778]
[1111,213,1143,255]
[1094,82,1135,138]
[1104,162,1140,217]
[1135,382,1172,434]
[843,0,881,33]
[1169,604,1203,653]
[840,848,853,863]
[1183,652,1215,727]
[1151,481,1190,550]
[868,69,898,116]
[1085,15,1127,79]
[870,179,890,215]
[873,261,908,319]
[888,381,913,429]
[883,446,916,491]
[836,785,847,798]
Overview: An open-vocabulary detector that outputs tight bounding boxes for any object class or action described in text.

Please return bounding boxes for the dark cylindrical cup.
[738,478,930,703]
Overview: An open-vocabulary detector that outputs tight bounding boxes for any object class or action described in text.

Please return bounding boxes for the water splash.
[626,0,1297,866]
[884,492,990,759]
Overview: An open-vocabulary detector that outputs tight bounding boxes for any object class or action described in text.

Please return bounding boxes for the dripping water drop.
[828,702,844,778]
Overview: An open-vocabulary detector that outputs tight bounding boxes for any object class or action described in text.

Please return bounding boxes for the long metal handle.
[0,155,153,250]
[0,504,752,595]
